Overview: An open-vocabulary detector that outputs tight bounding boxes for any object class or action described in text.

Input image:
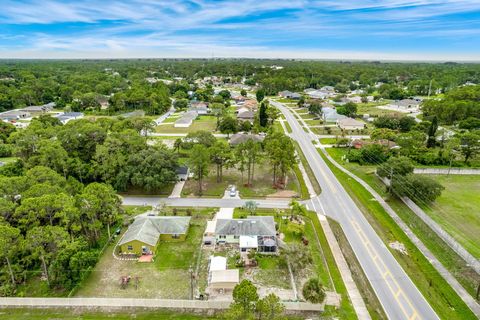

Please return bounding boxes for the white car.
[229,186,237,197]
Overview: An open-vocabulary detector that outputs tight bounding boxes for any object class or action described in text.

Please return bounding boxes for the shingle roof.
[237,110,255,119]
[215,216,276,236]
[119,216,191,246]
[229,133,264,145]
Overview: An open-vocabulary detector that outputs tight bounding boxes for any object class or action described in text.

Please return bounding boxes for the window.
[127,245,133,251]
[172,234,180,239]
[234,235,239,240]
[219,235,226,239]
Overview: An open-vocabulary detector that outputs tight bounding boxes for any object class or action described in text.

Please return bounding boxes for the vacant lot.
[421,175,480,258]
[182,163,300,198]
[155,115,217,134]
[75,214,209,299]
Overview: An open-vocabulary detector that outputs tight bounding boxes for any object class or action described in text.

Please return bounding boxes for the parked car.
[230,186,237,197]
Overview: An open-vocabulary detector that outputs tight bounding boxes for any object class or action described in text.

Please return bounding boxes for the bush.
[392,174,444,204]
[302,278,326,303]
[0,143,12,157]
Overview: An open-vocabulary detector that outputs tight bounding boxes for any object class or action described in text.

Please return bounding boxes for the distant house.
[215,216,277,253]
[337,118,365,131]
[118,215,191,256]
[21,102,55,114]
[322,107,347,123]
[55,112,84,124]
[0,110,31,121]
[176,166,189,181]
[235,106,250,115]
[174,111,198,128]
[188,101,209,115]
[278,90,301,99]
[237,110,255,122]
[229,132,265,146]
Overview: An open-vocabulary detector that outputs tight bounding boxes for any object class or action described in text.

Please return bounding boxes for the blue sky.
[0,0,480,60]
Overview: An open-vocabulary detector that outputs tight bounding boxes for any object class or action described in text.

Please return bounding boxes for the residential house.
[20,102,55,114]
[322,107,347,123]
[229,132,265,146]
[118,215,191,256]
[215,216,277,253]
[174,111,198,128]
[203,208,234,245]
[176,166,189,181]
[55,112,84,124]
[237,110,255,122]
[337,118,365,131]
[0,110,31,121]
[188,101,209,115]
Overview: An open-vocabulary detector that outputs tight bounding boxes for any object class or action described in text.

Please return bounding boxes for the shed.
[209,269,240,290]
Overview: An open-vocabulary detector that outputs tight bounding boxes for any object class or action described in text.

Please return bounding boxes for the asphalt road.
[271,100,439,320]
[121,196,291,209]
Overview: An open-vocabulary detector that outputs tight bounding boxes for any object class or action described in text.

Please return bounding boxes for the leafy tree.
[336,102,357,117]
[188,145,210,196]
[240,89,247,97]
[456,132,480,164]
[232,279,259,317]
[258,101,268,128]
[184,131,216,149]
[256,89,265,103]
[302,278,326,304]
[0,121,15,143]
[370,128,397,141]
[173,138,183,153]
[236,140,262,186]
[26,226,69,286]
[219,116,239,136]
[0,224,22,287]
[209,140,233,182]
[459,117,480,130]
[255,293,285,320]
[264,133,296,186]
[426,116,438,148]
[377,156,414,179]
[173,98,188,110]
[392,174,444,204]
[218,90,231,100]
[398,116,416,132]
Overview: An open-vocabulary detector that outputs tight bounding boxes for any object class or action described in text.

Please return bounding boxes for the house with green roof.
[118,215,191,256]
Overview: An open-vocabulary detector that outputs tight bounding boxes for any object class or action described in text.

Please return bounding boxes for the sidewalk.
[322,148,480,318]
[169,180,186,198]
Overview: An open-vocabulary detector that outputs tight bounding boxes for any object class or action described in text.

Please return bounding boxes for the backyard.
[75,211,212,299]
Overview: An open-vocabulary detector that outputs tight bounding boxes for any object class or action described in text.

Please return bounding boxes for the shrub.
[302,278,326,303]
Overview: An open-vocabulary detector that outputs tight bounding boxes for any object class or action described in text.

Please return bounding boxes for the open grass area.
[182,163,301,199]
[420,175,480,259]
[326,148,480,298]
[75,213,211,299]
[0,157,17,163]
[356,101,402,117]
[320,150,477,320]
[292,141,322,195]
[155,115,217,134]
[0,309,219,320]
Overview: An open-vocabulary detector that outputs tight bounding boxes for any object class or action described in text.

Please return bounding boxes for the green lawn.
[0,309,218,320]
[155,115,217,134]
[292,141,321,195]
[0,157,17,163]
[320,150,477,320]
[75,214,210,299]
[421,175,480,259]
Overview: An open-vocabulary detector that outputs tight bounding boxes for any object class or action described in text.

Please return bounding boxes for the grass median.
[319,150,477,320]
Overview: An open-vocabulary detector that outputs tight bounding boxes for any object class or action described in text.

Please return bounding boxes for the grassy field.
[420,175,480,258]
[0,157,17,163]
[326,148,480,297]
[155,115,217,134]
[292,141,322,195]
[320,149,477,319]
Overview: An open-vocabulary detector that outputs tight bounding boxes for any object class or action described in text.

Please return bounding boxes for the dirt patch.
[389,241,408,255]
[266,190,298,198]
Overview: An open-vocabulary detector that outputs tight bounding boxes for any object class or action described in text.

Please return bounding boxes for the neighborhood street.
[271,100,439,320]
[121,196,291,209]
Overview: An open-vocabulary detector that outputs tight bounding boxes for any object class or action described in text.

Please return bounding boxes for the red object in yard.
[138,254,154,263]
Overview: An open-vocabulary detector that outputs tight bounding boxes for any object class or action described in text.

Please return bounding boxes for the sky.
[0,0,480,61]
